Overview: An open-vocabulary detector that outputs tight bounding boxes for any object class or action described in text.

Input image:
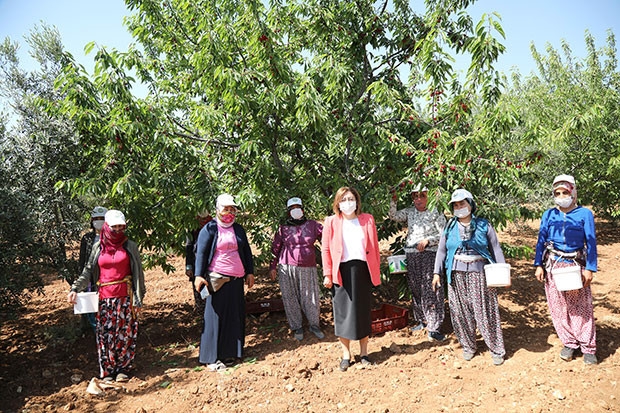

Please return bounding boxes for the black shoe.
[223,358,238,366]
[339,359,350,371]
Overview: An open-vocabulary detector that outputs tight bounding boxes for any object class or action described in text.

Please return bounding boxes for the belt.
[97,275,135,316]
[454,254,485,263]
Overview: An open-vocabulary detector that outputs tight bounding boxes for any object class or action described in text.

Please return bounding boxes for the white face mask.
[290,208,304,220]
[339,201,357,215]
[92,220,104,231]
[453,206,471,219]
[554,196,573,209]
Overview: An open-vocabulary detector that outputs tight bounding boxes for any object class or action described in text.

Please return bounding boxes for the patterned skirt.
[96,296,138,379]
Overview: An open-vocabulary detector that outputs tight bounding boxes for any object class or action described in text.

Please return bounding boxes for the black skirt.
[332,260,373,340]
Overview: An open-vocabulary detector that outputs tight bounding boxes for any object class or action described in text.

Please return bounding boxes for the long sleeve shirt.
[388,199,446,253]
[534,206,597,271]
[270,220,323,270]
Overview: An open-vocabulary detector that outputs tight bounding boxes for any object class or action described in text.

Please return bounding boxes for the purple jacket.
[270,220,323,270]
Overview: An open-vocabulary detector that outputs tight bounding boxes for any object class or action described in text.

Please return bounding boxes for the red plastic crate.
[245,298,285,314]
[371,303,409,335]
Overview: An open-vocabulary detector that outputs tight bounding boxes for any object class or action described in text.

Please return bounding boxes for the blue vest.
[443,216,495,284]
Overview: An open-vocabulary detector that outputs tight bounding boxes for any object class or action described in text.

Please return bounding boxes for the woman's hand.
[246,274,255,289]
[582,269,594,288]
[431,274,441,291]
[535,266,545,282]
[269,269,277,282]
[323,276,333,289]
[67,291,77,304]
[417,239,429,252]
[194,276,208,292]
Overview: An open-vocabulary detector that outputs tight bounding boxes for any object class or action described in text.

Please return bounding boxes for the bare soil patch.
[1,219,619,412]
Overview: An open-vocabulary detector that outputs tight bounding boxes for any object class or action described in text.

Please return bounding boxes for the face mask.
[453,206,470,219]
[554,196,573,209]
[290,208,304,220]
[339,201,357,215]
[218,214,235,228]
[92,220,104,231]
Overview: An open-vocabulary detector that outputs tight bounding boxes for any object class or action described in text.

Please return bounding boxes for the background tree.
[55,0,519,268]
[0,25,88,314]
[496,30,620,219]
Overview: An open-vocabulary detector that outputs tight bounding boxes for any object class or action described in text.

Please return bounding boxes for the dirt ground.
[1,219,619,413]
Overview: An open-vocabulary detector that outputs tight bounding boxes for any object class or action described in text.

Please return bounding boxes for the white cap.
[449,189,473,204]
[552,174,575,187]
[105,210,126,226]
[412,184,428,193]
[286,197,303,208]
[91,206,107,218]
[216,194,238,211]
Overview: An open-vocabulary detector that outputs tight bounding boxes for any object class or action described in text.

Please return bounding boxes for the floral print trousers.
[97,296,138,379]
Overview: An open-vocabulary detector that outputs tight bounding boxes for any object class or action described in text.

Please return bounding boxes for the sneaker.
[115,372,129,382]
[293,328,304,341]
[207,360,227,372]
[583,353,598,365]
[309,325,324,339]
[410,322,426,332]
[428,331,446,342]
[102,376,115,382]
[560,346,575,361]
[463,350,475,361]
[339,359,350,372]
[360,356,371,366]
[491,355,504,366]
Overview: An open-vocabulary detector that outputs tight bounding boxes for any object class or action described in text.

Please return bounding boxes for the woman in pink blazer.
[321,187,381,371]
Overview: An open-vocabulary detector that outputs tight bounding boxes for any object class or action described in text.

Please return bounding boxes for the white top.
[341,217,366,262]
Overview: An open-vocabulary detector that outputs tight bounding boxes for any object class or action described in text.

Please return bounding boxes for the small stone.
[285,383,294,392]
[552,390,565,400]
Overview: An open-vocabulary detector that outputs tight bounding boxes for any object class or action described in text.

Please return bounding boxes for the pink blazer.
[321,212,381,287]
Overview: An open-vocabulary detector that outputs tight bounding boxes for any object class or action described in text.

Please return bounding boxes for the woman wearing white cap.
[432,189,506,365]
[68,209,146,382]
[194,194,255,370]
[534,175,598,365]
[389,184,447,341]
[269,197,324,341]
[76,205,108,332]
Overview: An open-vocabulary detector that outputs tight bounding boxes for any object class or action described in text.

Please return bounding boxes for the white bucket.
[387,255,407,275]
[484,263,511,287]
[553,265,583,291]
[74,292,99,314]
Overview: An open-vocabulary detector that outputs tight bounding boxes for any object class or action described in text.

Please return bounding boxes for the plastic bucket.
[484,263,511,287]
[387,255,407,275]
[553,265,583,291]
[74,292,99,314]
